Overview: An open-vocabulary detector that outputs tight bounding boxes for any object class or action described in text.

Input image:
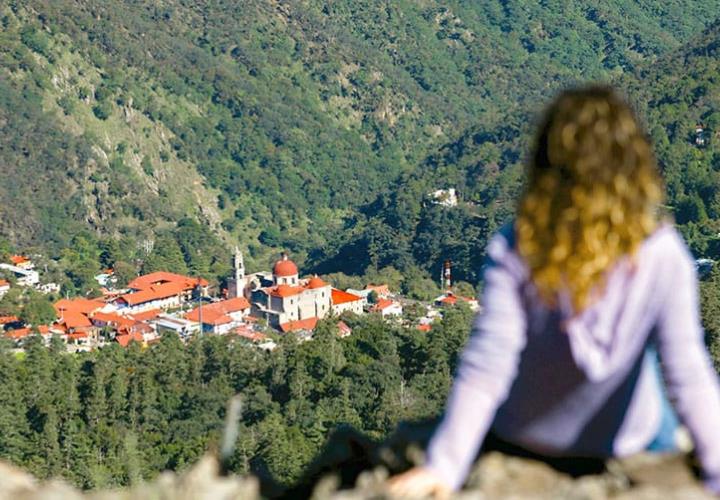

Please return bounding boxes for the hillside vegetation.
[2,1,720,290]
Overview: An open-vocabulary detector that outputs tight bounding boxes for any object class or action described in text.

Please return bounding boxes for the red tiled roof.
[10,255,29,265]
[371,298,396,311]
[119,281,188,306]
[54,298,104,315]
[127,271,208,291]
[279,317,318,333]
[91,311,136,329]
[185,297,250,325]
[5,327,30,339]
[270,284,305,298]
[0,279,9,287]
[37,325,52,335]
[60,311,93,329]
[128,308,161,322]
[307,276,328,289]
[0,315,19,325]
[115,331,144,347]
[119,322,153,335]
[439,293,476,306]
[331,288,362,305]
[273,256,298,277]
[234,326,267,342]
[67,331,88,340]
[337,321,352,336]
[417,324,432,332]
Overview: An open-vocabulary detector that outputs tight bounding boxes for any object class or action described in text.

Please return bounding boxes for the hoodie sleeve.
[425,230,528,490]
[655,232,720,493]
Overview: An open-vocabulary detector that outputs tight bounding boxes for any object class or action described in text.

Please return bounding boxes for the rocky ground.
[0,450,713,500]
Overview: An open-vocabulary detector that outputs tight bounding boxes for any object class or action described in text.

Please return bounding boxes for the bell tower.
[229,246,247,298]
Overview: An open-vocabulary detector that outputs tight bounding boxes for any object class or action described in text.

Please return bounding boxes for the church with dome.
[228,250,363,333]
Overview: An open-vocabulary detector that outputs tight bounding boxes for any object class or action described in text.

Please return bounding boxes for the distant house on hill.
[434,291,480,311]
[337,320,352,337]
[331,289,364,315]
[428,188,458,207]
[0,262,39,287]
[9,255,33,270]
[0,279,9,298]
[370,298,403,317]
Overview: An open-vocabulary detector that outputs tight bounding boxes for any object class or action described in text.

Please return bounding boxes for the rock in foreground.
[0,451,712,499]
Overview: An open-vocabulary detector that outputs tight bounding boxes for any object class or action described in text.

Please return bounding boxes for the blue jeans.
[645,348,680,452]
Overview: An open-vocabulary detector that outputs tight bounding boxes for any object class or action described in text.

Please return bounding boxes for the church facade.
[229,250,363,332]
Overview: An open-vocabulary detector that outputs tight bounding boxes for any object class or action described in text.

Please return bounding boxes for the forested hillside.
[0,308,473,489]
[2,1,720,290]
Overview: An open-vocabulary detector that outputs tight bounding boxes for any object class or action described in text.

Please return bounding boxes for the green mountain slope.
[313,19,720,287]
[1,1,719,287]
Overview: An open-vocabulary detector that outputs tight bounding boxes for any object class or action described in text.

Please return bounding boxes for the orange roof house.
[129,309,162,322]
[127,272,208,291]
[331,288,362,305]
[115,331,144,347]
[185,297,250,327]
[54,298,105,316]
[117,272,208,311]
[234,325,267,342]
[337,320,352,337]
[370,298,403,316]
[0,315,19,325]
[279,317,318,333]
[5,327,31,340]
[436,291,479,310]
[9,255,32,268]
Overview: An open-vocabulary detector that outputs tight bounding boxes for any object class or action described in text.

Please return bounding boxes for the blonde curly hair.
[516,86,664,312]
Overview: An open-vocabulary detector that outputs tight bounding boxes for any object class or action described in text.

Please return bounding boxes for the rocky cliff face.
[1,451,713,500]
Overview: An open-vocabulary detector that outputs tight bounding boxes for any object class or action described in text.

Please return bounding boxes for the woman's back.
[492,223,681,456]
[389,86,720,496]
[425,223,720,491]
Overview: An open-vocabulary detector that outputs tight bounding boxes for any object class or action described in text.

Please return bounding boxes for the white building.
[0,263,39,286]
[428,188,458,207]
[371,299,403,317]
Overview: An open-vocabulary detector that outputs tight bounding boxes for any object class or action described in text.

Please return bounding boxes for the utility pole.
[197,277,203,338]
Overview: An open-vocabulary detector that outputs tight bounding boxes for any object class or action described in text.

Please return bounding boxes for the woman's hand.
[386,466,452,499]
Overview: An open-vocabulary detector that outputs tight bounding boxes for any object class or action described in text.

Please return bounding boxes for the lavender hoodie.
[426,224,720,492]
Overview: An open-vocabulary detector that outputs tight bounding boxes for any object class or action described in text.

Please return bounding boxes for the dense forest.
[0,308,473,488]
[4,0,720,492]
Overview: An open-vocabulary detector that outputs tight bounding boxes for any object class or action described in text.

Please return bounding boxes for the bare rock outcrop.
[0,423,713,500]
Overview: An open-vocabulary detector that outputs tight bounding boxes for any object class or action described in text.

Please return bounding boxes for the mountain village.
[0,249,479,353]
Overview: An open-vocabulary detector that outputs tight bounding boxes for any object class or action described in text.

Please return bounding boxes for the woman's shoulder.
[484,223,528,280]
[485,221,695,280]
[639,223,695,270]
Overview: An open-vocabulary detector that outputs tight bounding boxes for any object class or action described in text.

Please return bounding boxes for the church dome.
[307,275,327,289]
[273,253,298,277]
